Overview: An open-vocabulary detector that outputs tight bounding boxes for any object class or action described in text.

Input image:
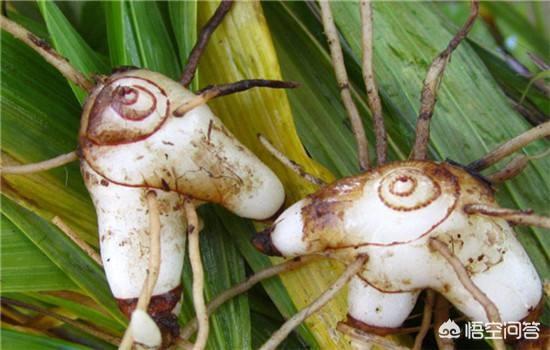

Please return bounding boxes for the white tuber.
[255,161,542,334]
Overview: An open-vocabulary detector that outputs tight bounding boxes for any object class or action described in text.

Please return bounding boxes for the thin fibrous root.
[259,255,368,350]
[257,134,325,186]
[486,154,529,184]
[413,290,436,350]
[119,191,162,350]
[0,297,121,346]
[433,294,455,350]
[360,0,387,165]
[1,151,78,175]
[336,322,408,350]
[468,120,550,171]
[180,255,318,340]
[137,192,162,310]
[180,0,233,87]
[174,338,193,350]
[528,53,549,71]
[343,314,467,337]
[319,0,370,171]
[0,16,93,92]
[464,204,550,229]
[173,80,299,116]
[429,238,505,350]
[52,216,103,267]
[410,0,479,160]
[486,148,550,183]
[184,197,209,350]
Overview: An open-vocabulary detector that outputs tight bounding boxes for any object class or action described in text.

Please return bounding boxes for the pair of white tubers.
[82,69,541,346]
[2,1,544,348]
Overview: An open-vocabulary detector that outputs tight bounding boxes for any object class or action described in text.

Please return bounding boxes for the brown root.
[486,155,529,183]
[180,0,233,87]
[173,80,298,116]
[319,1,370,171]
[433,294,455,350]
[258,134,325,186]
[413,289,436,350]
[1,151,78,174]
[360,0,387,165]
[410,0,479,160]
[468,120,550,171]
[464,204,550,229]
[0,297,121,345]
[0,16,94,92]
[336,322,408,350]
[258,255,368,350]
[486,148,550,183]
[179,255,318,340]
[52,216,102,267]
[183,197,208,350]
[119,191,162,350]
[429,238,505,350]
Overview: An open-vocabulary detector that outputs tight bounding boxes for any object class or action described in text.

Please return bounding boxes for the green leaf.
[168,0,198,90]
[433,2,548,120]
[520,70,550,105]
[251,312,305,350]
[65,2,108,55]
[24,292,125,333]
[265,1,409,178]
[103,1,142,68]
[104,1,181,78]
[179,206,251,350]
[1,327,90,350]
[1,196,126,326]
[126,1,181,78]
[482,2,548,72]
[1,215,74,292]
[468,41,549,121]
[215,207,318,348]
[435,1,497,51]
[1,21,98,245]
[37,0,109,103]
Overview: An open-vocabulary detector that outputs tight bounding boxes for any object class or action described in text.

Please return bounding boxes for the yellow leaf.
[198,1,352,348]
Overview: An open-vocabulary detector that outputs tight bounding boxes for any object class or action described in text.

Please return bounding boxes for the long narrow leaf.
[1,327,90,350]
[126,1,181,78]
[1,21,97,245]
[1,196,126,326]
[179,206,250,350]
[168,0,198,90]
[215,207,319,347]
[37,0,109,102]
[1,215,74,292]
[25,292,125,333]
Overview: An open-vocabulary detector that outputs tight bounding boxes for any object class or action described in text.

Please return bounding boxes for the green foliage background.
[1,1,548,349]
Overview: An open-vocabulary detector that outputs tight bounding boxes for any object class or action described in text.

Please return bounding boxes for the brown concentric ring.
[378,169,442,212]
